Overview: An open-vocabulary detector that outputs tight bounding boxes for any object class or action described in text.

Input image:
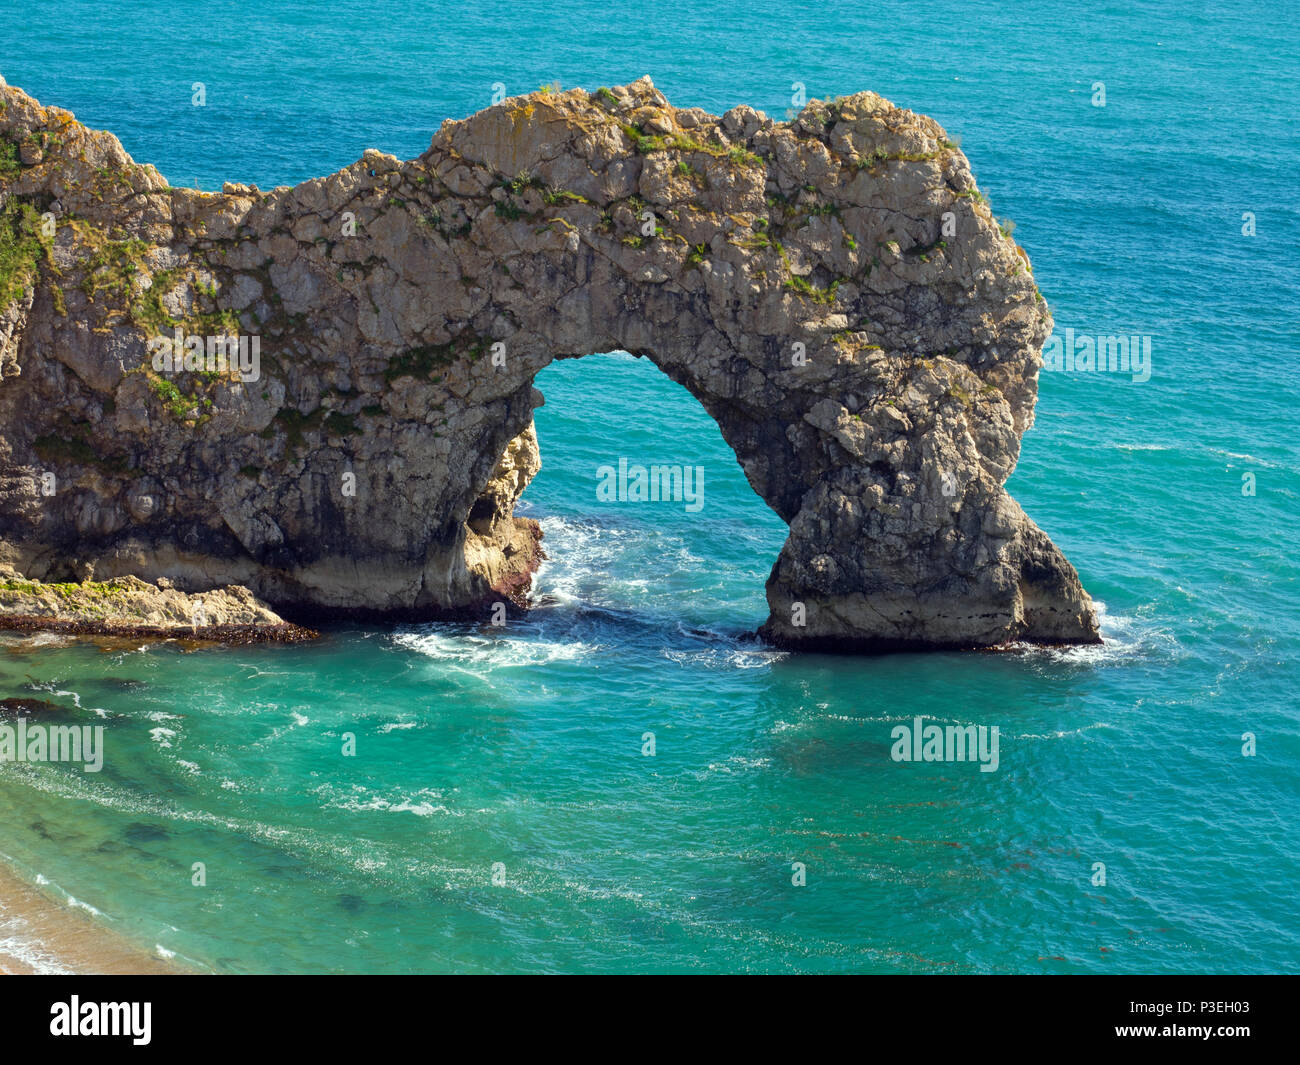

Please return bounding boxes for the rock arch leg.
[761,476,1098,651]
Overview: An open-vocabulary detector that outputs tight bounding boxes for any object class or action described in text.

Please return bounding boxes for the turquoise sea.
[0,1,1297,972]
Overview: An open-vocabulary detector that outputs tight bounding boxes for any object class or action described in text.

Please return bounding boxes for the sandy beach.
[0,859,189,975]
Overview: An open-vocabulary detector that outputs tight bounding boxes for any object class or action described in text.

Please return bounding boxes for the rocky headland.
[0,77,1099,650]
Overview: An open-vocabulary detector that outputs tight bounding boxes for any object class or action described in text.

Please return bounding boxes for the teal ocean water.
[0,1,1297,973]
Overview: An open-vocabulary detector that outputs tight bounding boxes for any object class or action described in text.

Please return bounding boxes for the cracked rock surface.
[0,77,1099,649]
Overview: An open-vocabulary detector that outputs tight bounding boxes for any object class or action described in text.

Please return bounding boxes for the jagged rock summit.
[0,77,1099,650]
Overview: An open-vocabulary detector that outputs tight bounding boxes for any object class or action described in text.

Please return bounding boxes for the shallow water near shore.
[0,1,1297,972]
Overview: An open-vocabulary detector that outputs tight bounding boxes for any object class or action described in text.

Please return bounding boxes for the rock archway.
[0,78,1099,651]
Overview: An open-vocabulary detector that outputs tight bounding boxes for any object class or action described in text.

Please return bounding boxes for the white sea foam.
[51,688,108,718]
[65,895,103,918]
[313,782,462,819]
[148,723,178,749]
[1011,722,1116,740]
[392,629,593,670]
[1015,600,1177,665]
[17,632,72,648]
[1210,447,1294,473]
[0,864,110,946]
[0,929,73,974]
[823,713,926,725]
[531,514,637,603]
[148,727,177,749]
[245,708,313,748]
[483,512,775,671]
[27,681,108,718]
[107,643,158,660]
[330,795,454,818]
[663,646,787,670]
[694,754,772,780]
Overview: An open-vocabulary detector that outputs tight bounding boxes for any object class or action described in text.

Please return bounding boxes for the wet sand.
[0,860,189,975]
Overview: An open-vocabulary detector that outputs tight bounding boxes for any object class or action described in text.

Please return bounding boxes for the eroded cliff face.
[0,77,1099,649]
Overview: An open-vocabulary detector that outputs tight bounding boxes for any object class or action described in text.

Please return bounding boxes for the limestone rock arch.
[0,78,1099,650]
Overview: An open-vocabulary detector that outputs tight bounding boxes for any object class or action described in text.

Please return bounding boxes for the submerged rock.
[0,696,68,718]
[0,78,1098,651]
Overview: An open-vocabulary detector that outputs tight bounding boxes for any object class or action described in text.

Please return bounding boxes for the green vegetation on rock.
[33,419,132,472]
[0,199,50,309]
[0,137,21,180]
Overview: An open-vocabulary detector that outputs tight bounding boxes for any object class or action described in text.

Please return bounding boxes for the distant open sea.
[0,0,1296,973]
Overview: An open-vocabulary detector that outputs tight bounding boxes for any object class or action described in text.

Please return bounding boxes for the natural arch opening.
[518,351,787,639]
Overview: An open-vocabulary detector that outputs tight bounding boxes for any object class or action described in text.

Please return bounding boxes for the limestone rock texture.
[0,77,1099,650]
[0,574,314,642]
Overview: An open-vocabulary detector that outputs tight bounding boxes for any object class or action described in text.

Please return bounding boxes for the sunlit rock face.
[0,77,1098,649]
